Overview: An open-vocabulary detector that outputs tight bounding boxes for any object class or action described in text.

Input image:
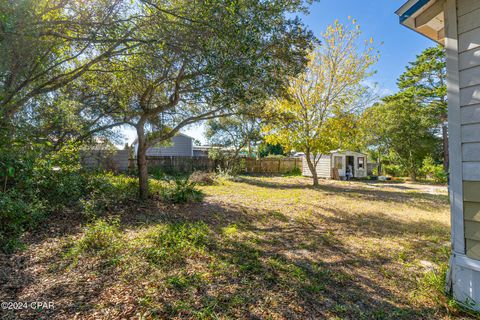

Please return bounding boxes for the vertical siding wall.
[457,0,480,260]
[302,155,331,178]
[146,135,193,157]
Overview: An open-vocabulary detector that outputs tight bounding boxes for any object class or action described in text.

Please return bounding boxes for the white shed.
[397,0,480,310]
[302,151,368,179]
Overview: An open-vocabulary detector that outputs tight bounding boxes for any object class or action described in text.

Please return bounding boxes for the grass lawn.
[1,175,475,319]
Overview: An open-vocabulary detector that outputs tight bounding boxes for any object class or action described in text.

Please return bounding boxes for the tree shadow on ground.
[1,180,455,319]
[237,176,449,211]
[112,199,450,319]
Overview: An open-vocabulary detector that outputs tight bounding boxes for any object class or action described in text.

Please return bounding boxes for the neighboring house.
[397,0,480,309]
[193,145,212,157]
[302,151,367,179]
[292,152,305,158]
[133,133,193,157]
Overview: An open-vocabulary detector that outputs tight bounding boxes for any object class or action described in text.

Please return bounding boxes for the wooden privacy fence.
[127,156,301,174]
[243,157,300,174]
[81,150,130,172]
[81,151,301,174]
[140,156,216,173]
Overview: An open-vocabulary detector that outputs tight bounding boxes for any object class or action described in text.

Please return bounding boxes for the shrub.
[0,190,46,253]
[65,218,123,264]
[0,145,87,252]
[420,157,448,183]
[208,149,245,175]
[32,145,88,208]
[285,166,302,176]
[214,166,243,183]
[160,178,204,203]
[264,154,286,159]
[34,169,87,209]
[383,164,406,177]
[81,173,140,217]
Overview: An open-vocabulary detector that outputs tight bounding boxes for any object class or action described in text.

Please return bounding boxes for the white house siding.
[457,0,480,262]
[146,134,193,157]
[302,155,331,178]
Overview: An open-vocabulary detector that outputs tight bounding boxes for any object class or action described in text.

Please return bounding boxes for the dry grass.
[1,175,477,319]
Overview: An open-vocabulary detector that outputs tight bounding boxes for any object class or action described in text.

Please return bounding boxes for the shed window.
[357,157,365,169]
[334,156,343,169]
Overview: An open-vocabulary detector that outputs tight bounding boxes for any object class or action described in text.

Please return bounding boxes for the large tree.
[396,46,447,170]
[359,46,447,180]
[90,0,314,199]
[205,113,261,159]
[360,94,440,181]
[0,0,135,140]
[262,20,378,186]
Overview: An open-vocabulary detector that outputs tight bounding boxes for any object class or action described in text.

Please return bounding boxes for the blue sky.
[299,0,435,94]
[122,0,437,146]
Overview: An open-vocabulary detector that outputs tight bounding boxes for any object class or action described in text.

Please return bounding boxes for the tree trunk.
[442,123,449,172]
[410,170,417,182]
[377,151,382,176]
[136,124,149,200]
[305,151,319,186]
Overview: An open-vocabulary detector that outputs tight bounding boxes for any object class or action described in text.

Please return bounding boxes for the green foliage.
[360,46,447,180]
[0,145,89,252]
[397,46,446,121]
[285,166,302,176]
[258,143,286,158]
[361,96,440,180]
[0,190,46,253]
[263,20,378,185]
[65,218,123,264]
[383,164,406,178]
[32,146,87,209]
[208,148,245,175]
[139,222,212,266]
[159,178,204,204]
[420,156,448,183]
[206,114,261,158]
[81,174,139,217]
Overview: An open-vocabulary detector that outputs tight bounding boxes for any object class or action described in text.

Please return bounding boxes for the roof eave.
[396,0,446,45]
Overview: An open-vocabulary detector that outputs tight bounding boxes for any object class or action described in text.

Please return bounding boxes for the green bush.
[65,218,123,264]
[0,145,88,252]
[285,166,302,176]
[82,173,139,216]
[420,156,448,183]
[31,146,87,208]
[208,149,245,175]
[0,190,46,253]
[160,178,204,203]
[383,164,406,177]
